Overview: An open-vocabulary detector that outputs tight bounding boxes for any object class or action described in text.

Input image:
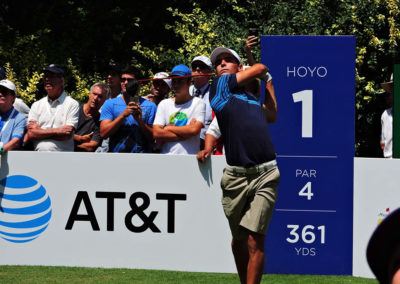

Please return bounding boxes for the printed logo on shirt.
[377,207,391,225]
[0,175,52,243]
[169,112,188,126]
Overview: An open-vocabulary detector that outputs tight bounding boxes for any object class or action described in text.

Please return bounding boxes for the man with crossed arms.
[199,47,280,284]
[27,64,79,151]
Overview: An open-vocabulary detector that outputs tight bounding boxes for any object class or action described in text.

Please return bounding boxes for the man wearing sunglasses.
[206,47,280,284]
[190,56,213,150]
[100,66,157,153]
[105,63,122,99]
[0,79,27,153]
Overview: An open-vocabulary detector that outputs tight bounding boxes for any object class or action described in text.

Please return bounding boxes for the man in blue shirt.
[201,47,280,284]
[0,80,27,153]
[100,66,157,153]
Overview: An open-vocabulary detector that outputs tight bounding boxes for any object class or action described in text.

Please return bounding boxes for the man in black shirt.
[74,83,109,151]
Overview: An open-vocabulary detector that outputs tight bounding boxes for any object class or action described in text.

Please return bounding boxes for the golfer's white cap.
[210,47,242,66]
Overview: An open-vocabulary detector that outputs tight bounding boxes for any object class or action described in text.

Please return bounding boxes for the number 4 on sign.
[298,181,313,200]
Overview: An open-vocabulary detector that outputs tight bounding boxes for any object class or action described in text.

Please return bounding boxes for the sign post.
[261,36,355,275]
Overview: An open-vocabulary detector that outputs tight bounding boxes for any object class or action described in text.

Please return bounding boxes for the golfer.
[198,47,280,284]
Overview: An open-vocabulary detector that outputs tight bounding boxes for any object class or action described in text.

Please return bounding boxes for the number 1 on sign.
[292,90,313,138]
[298,181,313,200]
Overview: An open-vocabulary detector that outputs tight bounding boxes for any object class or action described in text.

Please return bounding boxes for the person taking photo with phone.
[100,66,157,153]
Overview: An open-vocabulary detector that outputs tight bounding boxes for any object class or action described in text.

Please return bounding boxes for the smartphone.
[130,95,139,104]
[248,28,258,37]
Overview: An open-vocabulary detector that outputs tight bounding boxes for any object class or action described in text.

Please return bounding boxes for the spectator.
[100,66,157,153]
[0,65,30,118]
[381,74,393,158]
[189,56,213,150]
[105,63,122,99]
[144,72,171,105]
[196,116,223,161]
[74,83,109,152]
[153,64,205,154]
[0,79,27,152]
[13,98,30,118]
[26,64,79,152]
[95,64,121,152]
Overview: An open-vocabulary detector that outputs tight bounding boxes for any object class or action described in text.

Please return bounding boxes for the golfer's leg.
[232,238,249,284]
[247,231,266,284]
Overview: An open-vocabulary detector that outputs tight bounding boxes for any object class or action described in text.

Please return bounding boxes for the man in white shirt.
[153,64,205,154]
[189,55,213,149]
[26,64,79,151]
[380,74,394,158]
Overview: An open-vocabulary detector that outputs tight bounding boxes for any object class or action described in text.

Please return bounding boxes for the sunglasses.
[0,87,12,96]
[191,63,210,70]
[121,77,135,83]
[153,80,168,88]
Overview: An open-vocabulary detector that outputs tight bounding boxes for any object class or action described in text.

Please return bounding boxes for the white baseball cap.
[191,55,212,69]
[210,47,242,66]
[0,79,17,96]
[154,72,171,89]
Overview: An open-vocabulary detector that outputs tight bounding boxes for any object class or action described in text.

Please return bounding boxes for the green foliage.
[165,4,218,59]
[67,59,99,104]
[191,0,400,156]
[1,0,400,156]
[4,63,42,105]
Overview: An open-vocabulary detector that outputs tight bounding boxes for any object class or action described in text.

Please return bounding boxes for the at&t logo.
[0,175,52,243]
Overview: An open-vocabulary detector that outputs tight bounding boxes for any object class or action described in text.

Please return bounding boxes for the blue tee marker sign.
[261,36,355,275]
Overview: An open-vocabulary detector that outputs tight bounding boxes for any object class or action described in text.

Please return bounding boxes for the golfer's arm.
[263,80,277,123]
[237,63,268,87]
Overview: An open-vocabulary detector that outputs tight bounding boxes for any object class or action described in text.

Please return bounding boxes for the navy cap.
[106,63,122,76]
[170,64,191,77]
[45,64,64,76]
[0,67,6,80]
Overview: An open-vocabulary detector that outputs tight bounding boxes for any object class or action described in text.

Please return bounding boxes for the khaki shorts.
[220,165,280,240]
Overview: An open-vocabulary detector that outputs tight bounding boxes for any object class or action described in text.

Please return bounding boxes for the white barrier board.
[353,157,400,278]
[0,152,236,273]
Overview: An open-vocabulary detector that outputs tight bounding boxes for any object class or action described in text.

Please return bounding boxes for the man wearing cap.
[0,65,31,118]
[100,66,157,153]
[204,47,280,284]
[153,64,205,154]
[381,74,394,158]
[105,63,122,99]
[144,72,171,106]
[74,83,109,152]
[0,79,27,153]
[190,55,213,150]
[26,64,79,152]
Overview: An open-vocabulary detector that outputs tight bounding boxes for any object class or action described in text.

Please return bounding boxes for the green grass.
[0,266,378,283]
